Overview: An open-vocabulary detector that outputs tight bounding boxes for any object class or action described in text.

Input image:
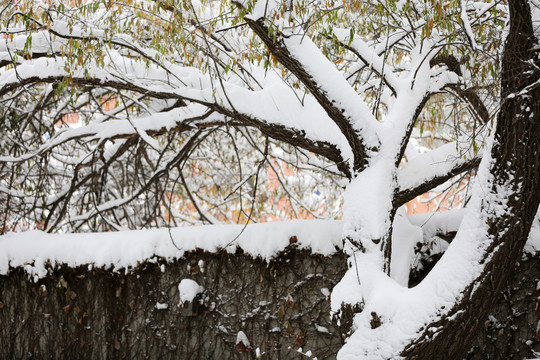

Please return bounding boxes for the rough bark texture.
[402,1,540,358]
[0,249,538,359]
[467,254,540,359]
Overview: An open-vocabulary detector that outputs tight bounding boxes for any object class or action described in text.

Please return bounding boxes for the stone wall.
[0,248,538,359]
[0,248,348,360]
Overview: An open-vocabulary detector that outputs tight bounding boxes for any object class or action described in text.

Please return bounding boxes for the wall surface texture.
[0,248,538,359]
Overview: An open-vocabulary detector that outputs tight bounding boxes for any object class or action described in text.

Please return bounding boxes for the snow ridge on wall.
[0,220,342,279]
[1,213,538,281]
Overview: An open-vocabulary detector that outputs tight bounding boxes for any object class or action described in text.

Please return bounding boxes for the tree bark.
[402,1,540,358]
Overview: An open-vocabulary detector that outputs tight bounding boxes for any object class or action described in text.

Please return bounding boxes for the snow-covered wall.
[0,217,538,359]
[0,243,538,360]
[0,220,343,280]
[0,248,348,360]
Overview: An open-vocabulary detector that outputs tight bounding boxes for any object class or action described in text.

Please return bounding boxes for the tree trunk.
[402,1,540,358]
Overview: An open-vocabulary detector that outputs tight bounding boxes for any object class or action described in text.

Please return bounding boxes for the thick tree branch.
[402,1,540,356]
[238,9,375,172]
[395,139,482,205]
[0,73,350,177]
[430,55,491,124]
[209,105,352,178]
[395,95,430,167]
[394,156,480,206]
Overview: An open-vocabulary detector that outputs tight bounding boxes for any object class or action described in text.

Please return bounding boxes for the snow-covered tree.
[1,0,539,358]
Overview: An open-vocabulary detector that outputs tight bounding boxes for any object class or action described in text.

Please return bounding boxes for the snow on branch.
[333,28,401,95]
[0,49,351,174]
[239,6,380,172]
[396,140,482,205]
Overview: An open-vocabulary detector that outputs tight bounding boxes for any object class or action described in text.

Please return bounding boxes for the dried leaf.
[294,334,305,347]
[235,342,246,353]
[57,276,68,290]
[284,320,293,333]
[286,294,295,309]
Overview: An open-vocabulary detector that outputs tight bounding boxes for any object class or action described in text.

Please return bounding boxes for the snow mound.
[236,331,250,347]
[178,279,204,304]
